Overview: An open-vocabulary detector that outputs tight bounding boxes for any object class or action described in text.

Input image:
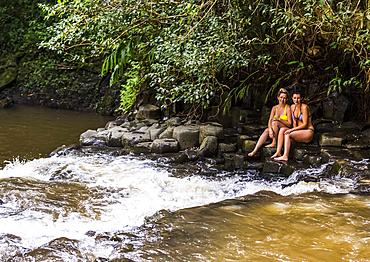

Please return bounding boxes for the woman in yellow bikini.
[248,88,292,157]
[273,89,314,161]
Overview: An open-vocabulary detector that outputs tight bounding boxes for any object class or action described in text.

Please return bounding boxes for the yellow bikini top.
[274,104,288,121]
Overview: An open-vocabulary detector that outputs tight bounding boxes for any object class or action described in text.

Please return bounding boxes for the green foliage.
[116,62,145,114]
[38,0,370,117]
[0,0,54,54]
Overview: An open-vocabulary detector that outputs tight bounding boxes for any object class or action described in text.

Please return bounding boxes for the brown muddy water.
[0,105,114,164]
[0,105,369,261]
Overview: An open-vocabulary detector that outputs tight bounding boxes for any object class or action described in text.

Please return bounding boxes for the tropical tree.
[39,0,370,119]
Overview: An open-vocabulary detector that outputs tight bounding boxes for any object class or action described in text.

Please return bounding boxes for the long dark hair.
[291,84,303,97]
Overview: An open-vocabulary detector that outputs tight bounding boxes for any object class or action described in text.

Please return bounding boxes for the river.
[0,105,369,261]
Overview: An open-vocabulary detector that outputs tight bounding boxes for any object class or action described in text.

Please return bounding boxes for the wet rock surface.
[73,104,370,194]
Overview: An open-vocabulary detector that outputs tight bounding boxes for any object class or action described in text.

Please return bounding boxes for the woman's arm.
[268,105,276,129]
[273,105,292,127]
[286,105,292,127]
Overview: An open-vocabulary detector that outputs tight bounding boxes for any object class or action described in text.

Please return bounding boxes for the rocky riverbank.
[51,104,370,195]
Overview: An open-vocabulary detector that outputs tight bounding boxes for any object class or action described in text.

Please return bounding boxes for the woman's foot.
[265,143,276,148]
[248,151,257,157]
[274,155,288,161]
[270,152,280,159]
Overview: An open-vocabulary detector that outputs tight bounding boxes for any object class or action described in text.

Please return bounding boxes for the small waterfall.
[0,152,359,259]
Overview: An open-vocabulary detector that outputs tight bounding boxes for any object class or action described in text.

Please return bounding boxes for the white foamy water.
[0,154,357,257]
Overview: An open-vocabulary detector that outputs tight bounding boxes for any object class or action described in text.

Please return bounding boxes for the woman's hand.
[269,128,274,138]
[284,129,293,135]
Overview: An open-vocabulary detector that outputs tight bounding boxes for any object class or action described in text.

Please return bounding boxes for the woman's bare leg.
[271,127,289,158]
[274,129,314,161]
[248,128,269,157]
[265,122,279,147]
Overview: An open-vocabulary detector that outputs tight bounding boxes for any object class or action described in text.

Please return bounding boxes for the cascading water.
[0,106,369,261]
[1,150,367,261]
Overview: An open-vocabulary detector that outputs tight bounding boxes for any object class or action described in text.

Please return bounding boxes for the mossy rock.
[0,70,16,91]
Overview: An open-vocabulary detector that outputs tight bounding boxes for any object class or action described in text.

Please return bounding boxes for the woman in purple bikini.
[273,88,314,161]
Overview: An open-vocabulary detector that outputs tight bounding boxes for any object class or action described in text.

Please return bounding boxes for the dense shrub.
[21,0,370,119]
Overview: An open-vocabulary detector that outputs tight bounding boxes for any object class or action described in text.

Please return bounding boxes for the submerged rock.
[50,144,82,156]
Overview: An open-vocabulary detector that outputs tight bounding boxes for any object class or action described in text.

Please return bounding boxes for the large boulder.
[330,121,362,136]
[158,126,174,139]
[303,154,322,167]
[345,137,370,150]
[105,126,128,147]
[215,106,240,128]
[262,158,282,173]
[199,123,224,144]
[262,158,295,176]
[130,142,153,154]
[135,104,161,120]
[223,128,239,144]
[165,117,182,127]
[233,154,245,169]
[218,143,236,153]
[241,124,266,136]
[148,123,166,140]
[237,134,258,150]
[173,125,200,150]
[362,127,370,138]
[319,133,345,147]
[122,119,157,131]
[294,145,321,161]
[199,136,218,157]
[262,147,277,158]
[0,97,14,108]
[151,139,179,154]
[321,148,353,163]
[122,132,151,147]
[0,69,16,92]
[240,109,261,124]
[80,129,108,146]
[242,140,257,153]
[322,93,349,124]
[313,119,337,133]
